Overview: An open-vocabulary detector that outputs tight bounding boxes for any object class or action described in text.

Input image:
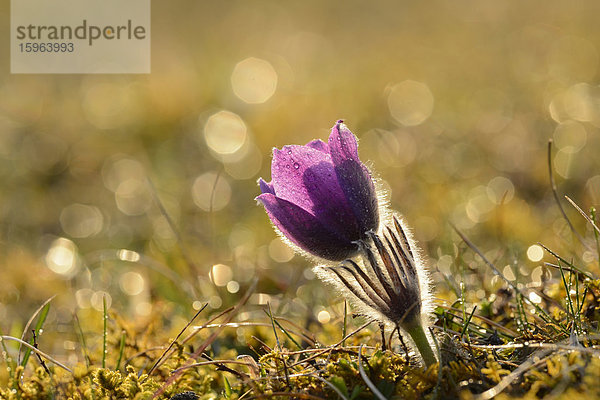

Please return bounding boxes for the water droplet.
[287,150,293,155]
[293,163,300,169]
[285,164,290,169]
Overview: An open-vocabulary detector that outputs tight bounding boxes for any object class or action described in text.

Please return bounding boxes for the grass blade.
[564,195,600,237]
[18,295,55,366]
[21,300,52,369]
[591,207,600,264]
[452,224,569,336]
[266,302,290,386]
[460,305,477,341]
[2,335,72,373]
[263,308,302,350]
[73,311,91,367]
[223,376,232,398]
[357,345,387,400]
[115,330,126,371]
[102,295,108,369]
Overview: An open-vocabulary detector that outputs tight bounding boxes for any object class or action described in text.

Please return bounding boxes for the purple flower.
[257,120,379,261]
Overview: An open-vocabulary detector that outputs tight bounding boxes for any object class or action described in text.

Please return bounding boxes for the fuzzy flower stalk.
[257,120,436,367]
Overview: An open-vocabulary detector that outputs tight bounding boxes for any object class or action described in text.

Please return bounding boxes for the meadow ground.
[1,1,600,399]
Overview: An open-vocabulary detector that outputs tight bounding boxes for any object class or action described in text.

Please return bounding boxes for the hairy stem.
[405,320,437,368]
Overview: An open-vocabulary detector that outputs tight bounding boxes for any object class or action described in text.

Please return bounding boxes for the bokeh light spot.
[553,120,587,154]
[118,249,141,262]
[192,301,204,310]
[60,204,104,238]
[502,265,516,281]
[46,238,78,277]
[486,176,515,205]
[317,310,331,324]
[115,179,152,216]
[102,158,146,193]
[203,111,247,155]
[209,295,223,309]
[210,264,233,287]
[531,266,544,285]
[90,291,112,311]
[554,149,574,178]
[528,292,542,304]
[527,245,544,262]
[268,238,295,263]
[387,80,434,126]
[75,288,93,309]
[465,186,495,223]
[192,172,232,211]
[586,175,600,204]
[563,83,600,122]
[437,255,453,274]
[227,281,240,294]
[224,143,263,180]
[231,57,278,104]
[119,271,145,296]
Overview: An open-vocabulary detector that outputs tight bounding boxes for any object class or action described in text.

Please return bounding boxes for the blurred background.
[1,0,600,366]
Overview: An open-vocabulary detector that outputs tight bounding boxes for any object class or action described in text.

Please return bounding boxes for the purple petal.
[328,121,379,233]
[306,139,329,153]
[256,193,358,260]
[258,178,275,195]
[329,121,360,162]
[271,145,360,240]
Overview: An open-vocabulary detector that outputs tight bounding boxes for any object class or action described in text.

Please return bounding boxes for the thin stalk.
[405,320,437,368]
[591,207,600,264]
[342,301,347,347]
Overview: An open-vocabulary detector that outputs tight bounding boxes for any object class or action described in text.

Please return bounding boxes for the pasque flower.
[257,120,436,367]
[256,120,379,261]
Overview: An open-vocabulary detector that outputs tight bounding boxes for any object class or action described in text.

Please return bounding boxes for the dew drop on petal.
[293,163,299,169]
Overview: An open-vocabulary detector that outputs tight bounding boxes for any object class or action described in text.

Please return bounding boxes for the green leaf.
[349,385,364,400]
[224,376,232,398]
[328,376,349,398]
